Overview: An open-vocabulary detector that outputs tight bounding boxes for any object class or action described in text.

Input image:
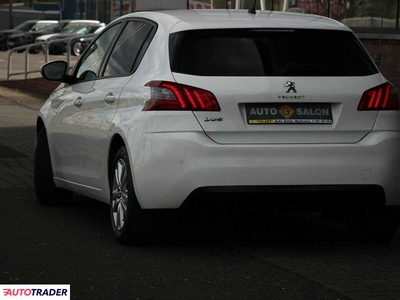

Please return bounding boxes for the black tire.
[34,127,73,205]
[346,206,400,242]
[72,41,82,56]
[110,146,151,245]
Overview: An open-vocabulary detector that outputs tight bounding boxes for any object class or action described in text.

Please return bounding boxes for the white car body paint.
[38,9,400,211]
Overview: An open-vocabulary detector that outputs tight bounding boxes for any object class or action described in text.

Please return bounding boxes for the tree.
[358,0,398,19]
[346,0,366,18]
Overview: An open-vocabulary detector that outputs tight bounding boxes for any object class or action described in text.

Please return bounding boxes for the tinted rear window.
[169,29,378,77]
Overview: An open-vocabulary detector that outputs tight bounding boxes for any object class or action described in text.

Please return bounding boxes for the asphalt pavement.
[1,85,400,300]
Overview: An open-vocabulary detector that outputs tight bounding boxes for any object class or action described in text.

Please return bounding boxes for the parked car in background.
[34,20,102,54]
[46,24,105,55]
[7,22,63,51]
[63,25,105,56]
[0,20,57,50]
[37,9,400,245]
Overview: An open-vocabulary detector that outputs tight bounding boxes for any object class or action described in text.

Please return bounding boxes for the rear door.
[46,83,86,184]
[79,20,156,189]
[171,28,383,144]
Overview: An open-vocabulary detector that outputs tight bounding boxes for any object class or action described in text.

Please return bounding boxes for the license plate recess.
[246,103,332,124]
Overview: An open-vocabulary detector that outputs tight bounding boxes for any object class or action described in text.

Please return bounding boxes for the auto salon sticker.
[246,103,332,124]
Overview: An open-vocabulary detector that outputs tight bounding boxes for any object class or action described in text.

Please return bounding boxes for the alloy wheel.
[72,42,82,56]
[111,158,129,231]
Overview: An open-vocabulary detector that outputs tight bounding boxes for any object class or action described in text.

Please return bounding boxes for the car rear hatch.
[169,28,390,144]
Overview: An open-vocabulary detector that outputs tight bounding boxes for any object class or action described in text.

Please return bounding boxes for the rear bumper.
[49,43,63,52]
[130,130,400,209]
[30,44,45,52]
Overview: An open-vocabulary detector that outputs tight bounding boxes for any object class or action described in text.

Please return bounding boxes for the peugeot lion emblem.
[284,81,297,93]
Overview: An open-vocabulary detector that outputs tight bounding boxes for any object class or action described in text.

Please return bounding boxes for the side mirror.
[41,60,68,82]
[78,70,97,81]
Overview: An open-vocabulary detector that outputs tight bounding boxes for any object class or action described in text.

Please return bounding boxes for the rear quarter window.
[169,29,378,77]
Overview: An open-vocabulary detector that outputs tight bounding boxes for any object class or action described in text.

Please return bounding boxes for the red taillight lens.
[143,81,220,111]
[358,82,399,111]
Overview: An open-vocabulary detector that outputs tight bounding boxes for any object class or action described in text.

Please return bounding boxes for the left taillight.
[358,82,399,111]
[143,81,220,111]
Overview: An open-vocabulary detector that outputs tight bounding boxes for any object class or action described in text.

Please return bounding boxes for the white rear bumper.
[131,131,400,208]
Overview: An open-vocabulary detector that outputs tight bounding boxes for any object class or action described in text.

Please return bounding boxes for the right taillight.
[358,82,399,111]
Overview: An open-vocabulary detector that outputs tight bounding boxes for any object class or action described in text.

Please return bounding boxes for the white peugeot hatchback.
[35,9,400,244]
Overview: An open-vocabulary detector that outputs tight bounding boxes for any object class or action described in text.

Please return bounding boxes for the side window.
[104,21,153,77]
[76,23,122,80]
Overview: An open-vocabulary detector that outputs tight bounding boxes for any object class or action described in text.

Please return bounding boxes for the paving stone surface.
[0,87,45,188]
[238,235,400,300]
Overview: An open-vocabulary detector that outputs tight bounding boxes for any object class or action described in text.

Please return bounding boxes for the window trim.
[70,17,158,82]
[70,21,124,82]
[101,18,158,78]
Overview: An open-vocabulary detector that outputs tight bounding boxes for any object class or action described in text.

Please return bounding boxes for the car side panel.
[80,76,132,190]
[41,83,90,184]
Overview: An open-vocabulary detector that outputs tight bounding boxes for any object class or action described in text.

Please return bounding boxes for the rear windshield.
[169,29,378,77]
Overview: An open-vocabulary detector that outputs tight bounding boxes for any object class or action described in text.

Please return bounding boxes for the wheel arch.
[36,117,45,137]
[108,133,126,183]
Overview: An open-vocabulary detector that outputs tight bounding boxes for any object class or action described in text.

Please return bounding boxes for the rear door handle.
[104,93,115,104]
[73,97,83,108]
